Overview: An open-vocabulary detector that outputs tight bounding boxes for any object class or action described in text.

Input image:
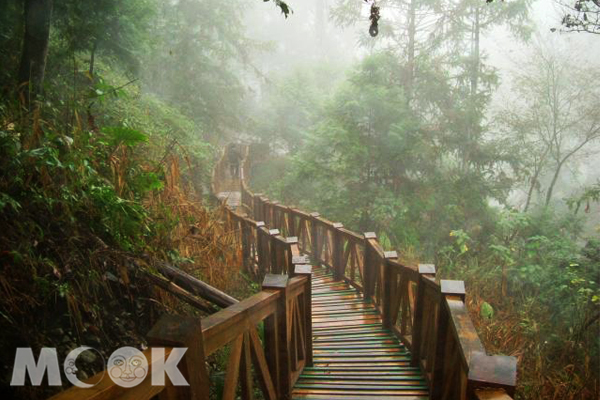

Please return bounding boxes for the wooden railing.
[51,145,313,400]
[237,144,518,400]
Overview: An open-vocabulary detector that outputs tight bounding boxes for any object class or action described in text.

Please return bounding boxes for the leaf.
[103,127,148,147]
[480,302,494,320]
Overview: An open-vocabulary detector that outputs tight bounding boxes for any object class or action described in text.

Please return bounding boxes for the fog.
[1,0,599,397]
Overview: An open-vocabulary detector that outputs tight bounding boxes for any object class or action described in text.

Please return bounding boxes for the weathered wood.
[147,315,210,400]
[211,144,518,400]
[474,388,512,400]
[332,223,344,280]
[48,348,173,400]
[411,264,436,367]
[310,212,320,266]
[202,291,279,356]
[382,252,398,329]
[468,352,517,397]
[295,265,313,367]
[363,233,379,301]
[249,326,278,400]
[222,334,244,400]
[240,332,254,400]
[144,272,215,313]
[156,262,238,308]
[263,274,292,400]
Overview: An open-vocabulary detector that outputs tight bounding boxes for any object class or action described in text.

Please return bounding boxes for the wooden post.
[147,315,209,400]
[285,237,299,275]
[431,280,466,399]
[332,223,344,281]
[310,212,320,266]
[411,264,436,367]
[382,251,398,329]
[241,218,251,273]
[468,352,517,398]
[254,193,263,221]
[294,264,313,367]
[262,274,292,400]
[262,197,271,226]
[256,224,269,276]
[363,232,377,300]
[269,229,281,274]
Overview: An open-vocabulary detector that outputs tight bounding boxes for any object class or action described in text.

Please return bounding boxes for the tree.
[499,43,600,210]
[272,53,506,255]
[52,0,156,75]
[557,0,600,34]
[18,0,54,107]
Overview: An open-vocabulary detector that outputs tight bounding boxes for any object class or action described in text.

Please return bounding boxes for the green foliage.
[480,301,494,320]
[267,53,505,257]
[52,0,157,72]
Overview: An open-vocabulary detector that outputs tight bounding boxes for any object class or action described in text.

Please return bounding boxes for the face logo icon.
[107,347,147,388]
[63,346,105,388]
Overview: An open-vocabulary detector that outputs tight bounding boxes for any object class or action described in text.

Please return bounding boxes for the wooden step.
[292,266,429,399]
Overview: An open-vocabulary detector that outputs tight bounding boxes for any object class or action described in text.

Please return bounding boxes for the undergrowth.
[0,64,249,399]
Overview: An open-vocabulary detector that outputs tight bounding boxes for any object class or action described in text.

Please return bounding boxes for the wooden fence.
[51,146,313,400]
[52,143,516,400]
[237,144,518,400]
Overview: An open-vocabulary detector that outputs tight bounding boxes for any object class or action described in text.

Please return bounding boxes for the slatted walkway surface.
[293,266,429,399]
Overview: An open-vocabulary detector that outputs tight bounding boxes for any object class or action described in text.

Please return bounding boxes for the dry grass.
[464,277,599,400]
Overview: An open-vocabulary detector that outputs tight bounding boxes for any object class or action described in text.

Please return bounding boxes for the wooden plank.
[240,332,253,400]
[222,335,243,400]
[248,326,277,400]
[156,262,238,308]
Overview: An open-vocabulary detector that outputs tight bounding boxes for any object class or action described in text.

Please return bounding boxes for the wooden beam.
[144,272,216,314]
[155,262,238,309]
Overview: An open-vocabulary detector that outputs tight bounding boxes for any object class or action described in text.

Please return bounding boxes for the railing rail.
[236,144,517,400]
[51,145,313,400]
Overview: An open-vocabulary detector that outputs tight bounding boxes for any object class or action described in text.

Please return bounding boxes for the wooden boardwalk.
[51,145,517,400]
[293,266,429,399]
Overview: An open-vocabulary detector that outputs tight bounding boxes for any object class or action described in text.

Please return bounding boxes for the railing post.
[262,197,271,226]
[309,212,320,266]
[241,217,251,273]
[468,352,517,398]
[269,229,281,274]
[256,223,268,276]
[382,251,398,329]
[332,222,344,280]
[254,193,263,221]
[363,232,378,300]
[147,315,210,400]
[431,280,466,399]
[285,237,299,275]
[262,274,292,400]
[294,264,313,367]
[411,264,436,367]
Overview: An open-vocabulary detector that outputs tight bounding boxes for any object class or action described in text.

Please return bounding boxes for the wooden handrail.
[48,144,515,400]
[51,144,313,400]
[51,271,313,400]
[232,143,518,400]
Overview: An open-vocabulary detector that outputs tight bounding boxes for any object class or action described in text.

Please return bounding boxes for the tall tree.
[18,0,54,106]
[499,44,600,210]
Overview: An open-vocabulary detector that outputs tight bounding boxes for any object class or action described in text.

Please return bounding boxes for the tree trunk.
[545,158,566,207]
[18,0,53,108]
[524,149,549,212]
[470,6,480,97]
[89,40,98,76]
[406,0,416,106]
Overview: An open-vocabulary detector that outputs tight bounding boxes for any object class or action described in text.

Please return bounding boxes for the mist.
[0,0,598,399]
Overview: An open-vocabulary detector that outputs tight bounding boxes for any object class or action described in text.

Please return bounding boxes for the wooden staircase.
[293,266,428,399]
